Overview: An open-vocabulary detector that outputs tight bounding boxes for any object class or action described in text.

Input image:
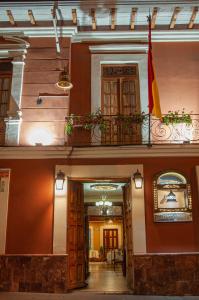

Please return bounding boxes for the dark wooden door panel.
[67,180,86,290]
[101,64,141,145]
[123,183,134,290]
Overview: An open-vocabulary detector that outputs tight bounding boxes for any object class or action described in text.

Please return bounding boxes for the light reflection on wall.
[27,127,54,145]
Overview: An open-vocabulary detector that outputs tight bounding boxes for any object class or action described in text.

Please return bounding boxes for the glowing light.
[27,127,54,146]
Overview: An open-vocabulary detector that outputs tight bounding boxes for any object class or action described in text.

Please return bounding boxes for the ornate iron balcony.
[65,114,199,147]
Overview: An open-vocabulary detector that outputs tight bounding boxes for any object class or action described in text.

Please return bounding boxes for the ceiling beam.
[151,7,158,29]
[130,8,137,30]
[28,9,36,25]
[91,8,96,30]
[170,7,181,29]
[72,8,77,25]
[6,10,15,25]
[188,6,198,29]
[110,8,116,30]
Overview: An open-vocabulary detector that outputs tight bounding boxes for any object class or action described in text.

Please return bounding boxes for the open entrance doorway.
[67,178,133,293]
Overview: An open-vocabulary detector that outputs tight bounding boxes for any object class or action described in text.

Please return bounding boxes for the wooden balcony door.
[103,228,118,255]
[101,64,141,145]
[67,180,86,290]
[123,183,134,290]
[0,61,12,145]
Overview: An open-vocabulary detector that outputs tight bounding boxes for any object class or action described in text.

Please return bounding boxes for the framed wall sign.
[153,171,192,222]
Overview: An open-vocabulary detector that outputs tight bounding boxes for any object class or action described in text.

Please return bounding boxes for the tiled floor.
[83,262,129,292]
[1,293,199,300]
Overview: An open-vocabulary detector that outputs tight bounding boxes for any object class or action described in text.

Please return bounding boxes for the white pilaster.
[53,166,67,254]
[0,169,10,254]
[53,164,147,255]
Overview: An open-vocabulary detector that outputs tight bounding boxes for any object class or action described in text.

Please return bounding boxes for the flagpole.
[147,13,152,146]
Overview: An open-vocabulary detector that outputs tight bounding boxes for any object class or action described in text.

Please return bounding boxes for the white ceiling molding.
[1,27,198,41]
[73,30,199,42]
[1,144,199,159]
[0,36,29,59]
[89,44,148,53]
[0,27,77,38]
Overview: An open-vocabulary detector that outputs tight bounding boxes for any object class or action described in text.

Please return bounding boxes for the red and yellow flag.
[148,16,162,119]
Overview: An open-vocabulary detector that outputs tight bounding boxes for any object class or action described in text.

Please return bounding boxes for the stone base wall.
[134,254,199,295]
[0,255,68,293]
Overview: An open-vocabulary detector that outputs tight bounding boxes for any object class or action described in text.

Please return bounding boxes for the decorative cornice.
[0,27,77,38]
[73,30,199,43]
[0,28,199,42]
[69,145,199,159]
[89,44,148,53]
[1,144,199,159]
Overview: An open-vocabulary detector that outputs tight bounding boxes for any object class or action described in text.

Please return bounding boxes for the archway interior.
[83,180,129,292]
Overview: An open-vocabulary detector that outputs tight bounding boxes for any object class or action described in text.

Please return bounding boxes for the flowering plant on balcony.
[162,109,192,126]
[65,109,146,135]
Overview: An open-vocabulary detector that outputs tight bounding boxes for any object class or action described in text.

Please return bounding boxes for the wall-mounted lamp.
[133,169,143,189]
[56,68,73,91]
[55,170,65,190]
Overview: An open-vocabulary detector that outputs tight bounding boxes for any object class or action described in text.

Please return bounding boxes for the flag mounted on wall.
[148,15,162,119]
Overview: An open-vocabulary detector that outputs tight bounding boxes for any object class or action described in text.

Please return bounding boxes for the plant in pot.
[162,109,192,126]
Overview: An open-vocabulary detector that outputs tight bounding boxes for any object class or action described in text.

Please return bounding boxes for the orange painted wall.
[1,156,199,254]
[0,159,61,254]
[143,157,199,253]
[70,42,199,115]
[20,37,70,146]
[153,42,199,114]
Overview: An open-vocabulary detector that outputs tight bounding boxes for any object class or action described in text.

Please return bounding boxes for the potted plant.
[65,109,146,136]
[162,109,192,126]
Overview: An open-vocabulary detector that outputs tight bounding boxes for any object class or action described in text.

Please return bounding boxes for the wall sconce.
[56,67,73,91]
[55,170,65,190]
[133,169,143,189]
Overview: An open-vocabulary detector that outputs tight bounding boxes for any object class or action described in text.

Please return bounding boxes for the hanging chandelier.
[95,194,112,215]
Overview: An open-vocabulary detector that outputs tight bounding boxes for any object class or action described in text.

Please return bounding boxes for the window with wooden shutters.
[0,61,12,144]
[101,64,141,145]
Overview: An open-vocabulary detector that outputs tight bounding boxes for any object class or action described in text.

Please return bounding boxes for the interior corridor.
[84,262,129,292]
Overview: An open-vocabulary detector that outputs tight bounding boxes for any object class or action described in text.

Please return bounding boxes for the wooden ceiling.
[0,1,199,31]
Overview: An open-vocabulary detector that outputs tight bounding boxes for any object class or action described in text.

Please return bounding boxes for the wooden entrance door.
[67,180,86,289]
[123,183,134,290]
[101,64,141,145]
[103,228,118,255]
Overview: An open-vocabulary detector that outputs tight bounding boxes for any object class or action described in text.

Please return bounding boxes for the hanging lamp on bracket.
[56,67,73,91]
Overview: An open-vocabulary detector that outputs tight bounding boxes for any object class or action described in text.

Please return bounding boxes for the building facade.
[0,0,199,295]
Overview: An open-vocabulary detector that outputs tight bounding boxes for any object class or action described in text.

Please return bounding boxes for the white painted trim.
[0,28,199,42]
[91,53,148,114]
[0,169,10,254]
[91,52,148,144]
[53,167,67,254]
[53,164,146,255]
[0,27,77,38]
[131,168,146,254]
[195,166,199,203]
[89,44,148,53]
[1,144,199,159]
[73,30,199,43]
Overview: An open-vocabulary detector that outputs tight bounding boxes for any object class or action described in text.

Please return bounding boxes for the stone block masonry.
[0,255,68,293]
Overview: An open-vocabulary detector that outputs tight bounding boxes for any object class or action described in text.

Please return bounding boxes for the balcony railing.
[65,114,199,147]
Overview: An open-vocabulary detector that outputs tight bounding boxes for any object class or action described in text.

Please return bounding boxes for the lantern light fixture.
[56,67,73,91]
[133,169,143,189]
[55,170,65,190]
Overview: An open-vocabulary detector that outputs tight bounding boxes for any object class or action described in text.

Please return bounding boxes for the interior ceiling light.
[90,184,118,191]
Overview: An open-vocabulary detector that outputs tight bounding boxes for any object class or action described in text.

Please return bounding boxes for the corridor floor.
[1,263,199,300]
[83,262,129,292]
